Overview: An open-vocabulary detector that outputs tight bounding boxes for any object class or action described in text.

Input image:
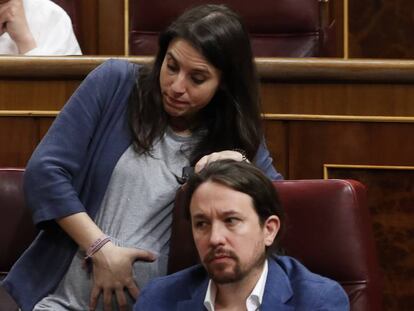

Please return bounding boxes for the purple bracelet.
[84,235,111,260]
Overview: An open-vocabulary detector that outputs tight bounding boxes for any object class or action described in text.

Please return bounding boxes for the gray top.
[34,128,198,311]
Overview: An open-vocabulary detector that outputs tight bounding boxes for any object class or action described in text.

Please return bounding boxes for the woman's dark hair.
[128,4,263,164]
[185,159,285,254]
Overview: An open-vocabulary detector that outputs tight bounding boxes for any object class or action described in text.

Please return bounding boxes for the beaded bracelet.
[84,235,111,260]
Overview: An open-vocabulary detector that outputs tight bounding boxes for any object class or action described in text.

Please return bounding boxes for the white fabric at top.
[0,0,81,55]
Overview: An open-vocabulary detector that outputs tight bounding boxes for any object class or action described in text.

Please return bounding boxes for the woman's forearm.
[57,212,105,251]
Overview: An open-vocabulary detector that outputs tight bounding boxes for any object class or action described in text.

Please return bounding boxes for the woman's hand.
[195,150,248,173]
[89,242,156,311]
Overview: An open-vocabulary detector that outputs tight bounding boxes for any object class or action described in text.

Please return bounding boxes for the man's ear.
[263,215,280,246]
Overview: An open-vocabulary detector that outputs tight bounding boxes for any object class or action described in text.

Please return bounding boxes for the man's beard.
[203,247,266,284]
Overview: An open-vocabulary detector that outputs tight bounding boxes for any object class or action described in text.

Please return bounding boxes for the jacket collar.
[177,258,294,311]
[260,258,294,311]
[177,277,209,311]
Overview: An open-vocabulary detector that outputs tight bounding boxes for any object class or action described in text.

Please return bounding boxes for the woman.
[3,4,282,311]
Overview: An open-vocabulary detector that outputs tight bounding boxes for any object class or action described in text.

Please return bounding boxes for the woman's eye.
[167,64,178,72]
[192,75,206,85]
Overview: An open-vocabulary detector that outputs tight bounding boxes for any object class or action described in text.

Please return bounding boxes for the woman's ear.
[263,215,280,246]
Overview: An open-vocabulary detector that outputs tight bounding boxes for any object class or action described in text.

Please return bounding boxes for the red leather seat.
[129,0,336,57]
[0,168,37,311]
[168,179,383,311]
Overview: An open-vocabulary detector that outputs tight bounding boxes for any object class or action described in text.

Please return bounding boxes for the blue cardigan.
[2,60,282,311]
[134,256,350,311]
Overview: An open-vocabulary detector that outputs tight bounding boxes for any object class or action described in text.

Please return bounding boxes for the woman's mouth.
[165,94,188,108]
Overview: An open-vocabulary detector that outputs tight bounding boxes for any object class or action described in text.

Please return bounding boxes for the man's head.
[185,160,284,284]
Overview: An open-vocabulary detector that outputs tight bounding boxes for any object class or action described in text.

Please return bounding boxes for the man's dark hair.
[128,4,263,165]
[185,159,285,253]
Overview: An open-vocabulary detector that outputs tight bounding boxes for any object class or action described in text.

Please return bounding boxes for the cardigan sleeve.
[253,140,284,181]
[24,59,130,227]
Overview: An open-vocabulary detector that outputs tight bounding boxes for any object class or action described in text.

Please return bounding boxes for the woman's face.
[159,38,221,121]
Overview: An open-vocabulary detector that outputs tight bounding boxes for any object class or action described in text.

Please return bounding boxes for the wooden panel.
[330,0,344,57]
[327,166,414,311]
[0,57,152,78]
[0,118,38,167]
[74,0,125,55]
[256,58,414,82]
[79,0,99,54]
[99,0,125,55]
[2,57,414,80]
[261,83,414,116]
[287,121,414,179]
[263,120,288,178]
[349,0,414,59]
[0,80,79,110]
[38,118,55,140]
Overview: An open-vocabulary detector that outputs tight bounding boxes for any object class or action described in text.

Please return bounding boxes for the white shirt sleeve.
[24,0,82,56]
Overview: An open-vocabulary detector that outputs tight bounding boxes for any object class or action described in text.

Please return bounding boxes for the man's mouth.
[210,255,233,263]
[205,249,237,264]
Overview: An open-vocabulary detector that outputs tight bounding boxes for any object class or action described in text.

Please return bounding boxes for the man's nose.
[209,223,226,246]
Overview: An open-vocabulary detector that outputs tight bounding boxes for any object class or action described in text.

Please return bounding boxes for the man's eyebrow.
[220,210,241,217]
[191,212,207,219]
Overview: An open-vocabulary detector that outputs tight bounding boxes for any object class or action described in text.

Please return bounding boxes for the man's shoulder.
[145,264,206,292]
[134,265,207,310]
[274,256,334,284]
[268,256,350,309]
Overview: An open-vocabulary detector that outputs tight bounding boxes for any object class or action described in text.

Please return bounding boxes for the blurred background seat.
[129,0,336,57]
[0,168,37,311]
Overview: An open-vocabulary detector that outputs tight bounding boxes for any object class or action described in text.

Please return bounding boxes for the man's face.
[190,181,279,284]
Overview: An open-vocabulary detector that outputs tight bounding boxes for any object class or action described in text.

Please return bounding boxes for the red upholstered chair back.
[129,0,335,57]
[168,179,383,311]
[0,168,37,277]
[0,168,37,311]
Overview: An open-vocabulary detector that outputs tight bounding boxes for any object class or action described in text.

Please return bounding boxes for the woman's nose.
[171,73,186,94]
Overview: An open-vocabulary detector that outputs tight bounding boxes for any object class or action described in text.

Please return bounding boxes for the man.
[134,160,349,310]
[0,0,81,55]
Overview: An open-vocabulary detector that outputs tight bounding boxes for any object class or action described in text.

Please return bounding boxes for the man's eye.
[225,217,240,225]
[194,221,208,229]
